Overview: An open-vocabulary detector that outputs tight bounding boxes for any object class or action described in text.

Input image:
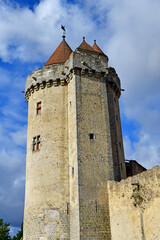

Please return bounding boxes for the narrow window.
[67,203,69,214]
[95,200,98,212]
[116,114,118,122]
[119,142,121,148]
[33,137,37,152]
[37,101,41,115]
[89,133,94,140]
[72,167,74,175]
[37,135,41,150]
[33,135,41,152]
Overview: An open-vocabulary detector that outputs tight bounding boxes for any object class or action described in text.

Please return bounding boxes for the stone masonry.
[108,166,160,240]
[23,38,126,240]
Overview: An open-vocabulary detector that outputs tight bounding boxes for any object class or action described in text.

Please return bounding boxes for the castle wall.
[75,68,114,239]
[24,84,70,240]
[108,166,160,240]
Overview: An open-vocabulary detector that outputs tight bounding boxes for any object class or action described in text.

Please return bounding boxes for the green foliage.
[0,219,11,240]
[12,223,23,240]
[0,219,23,240]
[131,193,143,206]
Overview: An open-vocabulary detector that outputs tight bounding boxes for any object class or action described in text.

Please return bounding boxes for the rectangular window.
[37,101,41,115]
[33,135,41,152]
[89,133,94,140]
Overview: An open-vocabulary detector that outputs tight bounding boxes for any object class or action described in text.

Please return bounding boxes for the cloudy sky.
[0,0,160,236]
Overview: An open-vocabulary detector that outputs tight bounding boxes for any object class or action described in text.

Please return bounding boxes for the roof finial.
[61,25,66,40]
[94,40,96,44]
[83,37,85,41]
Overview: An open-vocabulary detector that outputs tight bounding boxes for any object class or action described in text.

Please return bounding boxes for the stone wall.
[108,166,160,240]
[75,68,113,240]
[24,81,70,240]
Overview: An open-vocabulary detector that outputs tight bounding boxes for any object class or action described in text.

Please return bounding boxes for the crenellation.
[60,78,66,86]
[46,80,52,88]
[25,66,112,103]
[40,82,45,89]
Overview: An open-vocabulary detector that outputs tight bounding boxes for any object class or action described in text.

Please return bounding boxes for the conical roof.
[92,40,104,54]
[77,37,98,52]
[44,37,72,66]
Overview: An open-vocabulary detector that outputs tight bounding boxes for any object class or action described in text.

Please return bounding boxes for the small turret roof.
[44,36,72,66]
[92,40,104,54]
[77,37,98,52]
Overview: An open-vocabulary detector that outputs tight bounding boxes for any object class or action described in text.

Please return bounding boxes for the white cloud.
[124,132,160,169]
[13,175,25,188]
[0,148,25,168]
[10,126,27,146]
[0,0,96,62]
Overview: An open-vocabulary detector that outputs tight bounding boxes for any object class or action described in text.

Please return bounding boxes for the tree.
[12,223,23,240]
[0,219,11,240]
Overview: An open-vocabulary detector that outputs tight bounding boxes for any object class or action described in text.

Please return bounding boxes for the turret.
[23,36,126,240]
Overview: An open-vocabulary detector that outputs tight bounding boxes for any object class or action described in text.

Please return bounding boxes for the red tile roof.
[44,37,72,66]
[77,38,98,52]
[92,40,104,54]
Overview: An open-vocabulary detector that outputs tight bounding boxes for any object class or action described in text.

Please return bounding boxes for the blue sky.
[0,0,160,236]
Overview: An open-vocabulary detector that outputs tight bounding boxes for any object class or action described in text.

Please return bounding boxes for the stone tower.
[23,36,126,240]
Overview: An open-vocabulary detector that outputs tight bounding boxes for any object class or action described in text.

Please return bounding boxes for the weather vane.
[61,25,66,39]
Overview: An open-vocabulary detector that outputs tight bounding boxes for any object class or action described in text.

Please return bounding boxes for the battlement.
[25,50,121,102]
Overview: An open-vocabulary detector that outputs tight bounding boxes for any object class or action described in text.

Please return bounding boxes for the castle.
[23,36,160,240]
